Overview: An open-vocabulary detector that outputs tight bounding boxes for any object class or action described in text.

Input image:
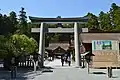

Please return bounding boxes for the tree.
[9,34,39,72]
[9,34,38,57]
[19,7,27,24]
[114,8,120,30]
[0,14,3,35]
[99,11,113,31]
[0,12,18,36]
[17,7,28,35]
[9,11,18,34]
[57,16,61,18]
[0,35,8,59]
[0,15,10,35]
[109,3,120,30]
[85,13,99,30]
[2,34,38,69]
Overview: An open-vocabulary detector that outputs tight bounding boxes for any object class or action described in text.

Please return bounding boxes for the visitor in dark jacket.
[61,54,65,66]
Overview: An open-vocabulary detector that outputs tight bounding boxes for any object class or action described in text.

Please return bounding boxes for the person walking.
[11,57,17,79]
[61,54,65,66]
[64,53,68,63]
[67,52,71,66]
[67,56,71,66]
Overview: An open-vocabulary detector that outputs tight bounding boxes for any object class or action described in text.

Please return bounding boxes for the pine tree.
[17,7,28,34]
[109,3,120,30]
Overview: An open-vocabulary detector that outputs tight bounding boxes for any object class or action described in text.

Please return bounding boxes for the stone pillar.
[74,22,81,67]
[38,22,45,67]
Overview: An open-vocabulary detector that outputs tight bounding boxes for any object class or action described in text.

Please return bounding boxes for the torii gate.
[29,16,88,68]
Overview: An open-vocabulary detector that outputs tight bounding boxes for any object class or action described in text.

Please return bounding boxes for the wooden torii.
[29,16,88,68]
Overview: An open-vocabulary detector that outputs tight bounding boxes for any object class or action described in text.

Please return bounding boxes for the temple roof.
[29,16,88,23]
[45,43,69,51]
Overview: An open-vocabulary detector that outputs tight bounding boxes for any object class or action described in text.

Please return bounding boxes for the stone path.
[34,59,120,80]
[1,59,120,80]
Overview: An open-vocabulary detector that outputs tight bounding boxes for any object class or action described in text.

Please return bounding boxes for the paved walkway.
[1,59,120,80]
[34,59,120,80]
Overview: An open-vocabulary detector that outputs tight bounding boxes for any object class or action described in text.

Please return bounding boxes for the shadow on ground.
[0,76,34,80]
[0,67,43,80]
[42,66,55,69]
[41,66,54,73]
[92,72,106,74]
[112,76,119,78]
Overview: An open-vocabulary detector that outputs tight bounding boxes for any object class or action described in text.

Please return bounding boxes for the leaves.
[17,7,28,35]
[0,35,9,58]
[99,11,113,31]
[85,12,99,30]
[109,3,120,30]
[9,34,38,56]
[85,3,120,32]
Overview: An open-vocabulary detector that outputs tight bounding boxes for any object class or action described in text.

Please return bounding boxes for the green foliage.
[19,7,27,24]
[56,16,61,18]
[9,11,18,34]
[17,7,28,35]
[0,11,18,36]
[99,11,113,31]
[109,3,120,30]
[0,35,8,58]
[50,34,60,42]
[85,12,99,30]
[83,3,120,32]
[9,34,38,57]
[0,15,11,35]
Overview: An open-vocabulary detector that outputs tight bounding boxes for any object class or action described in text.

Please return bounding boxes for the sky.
[0,0,120,18]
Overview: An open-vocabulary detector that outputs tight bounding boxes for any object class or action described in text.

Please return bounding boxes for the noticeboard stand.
[107,67,112,78]
[85,52,95,74]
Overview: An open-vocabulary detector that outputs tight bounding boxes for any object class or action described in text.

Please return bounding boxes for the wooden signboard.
[92,40,119,68]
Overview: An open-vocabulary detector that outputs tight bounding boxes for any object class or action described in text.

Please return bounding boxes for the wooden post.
[87,62,90,74]
[107,67,112,78]
[82,56,85,68]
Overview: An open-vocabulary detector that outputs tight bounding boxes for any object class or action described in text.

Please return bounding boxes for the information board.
[92,40,119,51]
[92,40,119,67]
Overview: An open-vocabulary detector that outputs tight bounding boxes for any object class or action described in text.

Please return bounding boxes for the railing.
[18,59,34,67]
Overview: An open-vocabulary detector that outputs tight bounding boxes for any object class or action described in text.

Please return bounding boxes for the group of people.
[61,52,71,66]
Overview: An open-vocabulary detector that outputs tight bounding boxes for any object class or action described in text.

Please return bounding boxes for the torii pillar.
[74,22,81,67]
[38,22,45,67]
[38,22,82,67]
